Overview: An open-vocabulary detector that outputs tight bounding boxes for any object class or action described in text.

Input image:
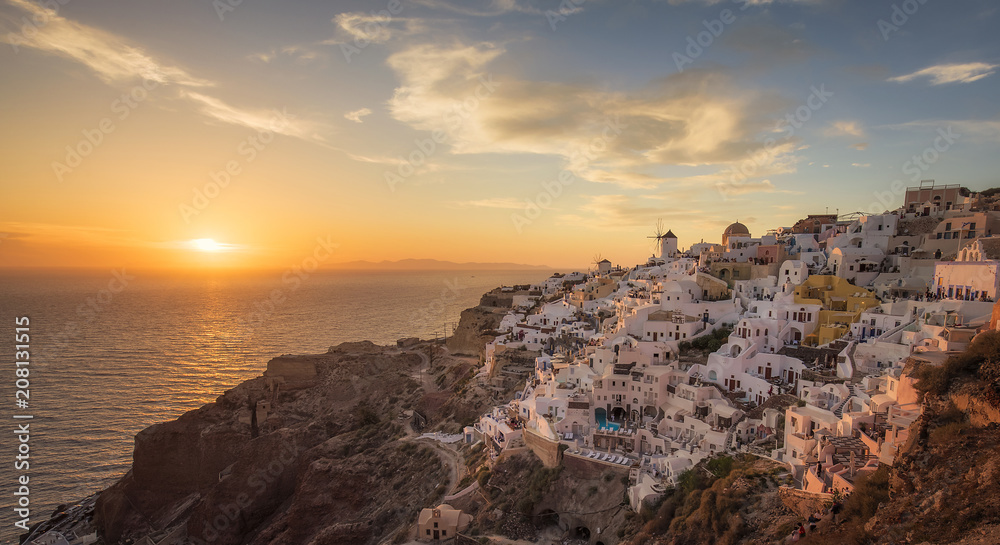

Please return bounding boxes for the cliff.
[89,341,487,545]
[447,306,506,357]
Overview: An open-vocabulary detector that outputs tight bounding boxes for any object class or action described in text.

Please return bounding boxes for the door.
[434,530,439,539]
[765,367,772,379]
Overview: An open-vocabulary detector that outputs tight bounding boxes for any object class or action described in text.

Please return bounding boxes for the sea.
[0,268,548,543]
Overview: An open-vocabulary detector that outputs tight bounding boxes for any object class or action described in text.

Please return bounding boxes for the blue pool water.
[595,409,621,431]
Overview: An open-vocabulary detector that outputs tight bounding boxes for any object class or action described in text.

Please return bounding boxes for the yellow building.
[794,275,879,346]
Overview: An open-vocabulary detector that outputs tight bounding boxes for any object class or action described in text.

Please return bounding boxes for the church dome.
[724,221,750,237]
[723,221,750,245]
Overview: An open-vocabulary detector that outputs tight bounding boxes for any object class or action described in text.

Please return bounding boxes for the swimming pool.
[595,408,621,431]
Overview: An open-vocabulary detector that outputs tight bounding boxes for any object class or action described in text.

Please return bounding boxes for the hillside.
[626,333,1000,545]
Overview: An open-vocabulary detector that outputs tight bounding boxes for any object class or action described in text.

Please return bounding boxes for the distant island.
[326,258,554,271]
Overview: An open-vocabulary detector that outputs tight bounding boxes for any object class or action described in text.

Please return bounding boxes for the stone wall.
[778,486,833,518]
[562,452,630,479]
[523,428,562,468]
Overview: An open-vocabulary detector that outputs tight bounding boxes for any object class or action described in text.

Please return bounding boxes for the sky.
[1,0,999,271]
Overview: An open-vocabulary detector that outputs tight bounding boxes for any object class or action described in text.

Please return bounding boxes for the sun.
[190,238,224,252]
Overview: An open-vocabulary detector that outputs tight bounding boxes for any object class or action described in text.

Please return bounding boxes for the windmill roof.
[664,230,677,238]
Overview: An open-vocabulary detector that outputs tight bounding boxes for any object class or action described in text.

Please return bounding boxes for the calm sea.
[0,268,546,543]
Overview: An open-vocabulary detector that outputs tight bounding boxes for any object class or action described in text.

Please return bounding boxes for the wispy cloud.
[720,179,776,195]
[1,0,210,87]
[851,162,871,168]
[324,12,428,46]
[410,0,543,16]
[452,197,526,209]
[249,45,322,64]
[826,120,865,138]
[884,119,1000,142]
[574,194,706,229]
[182,92,319,139]
[344,107,373,123]
[0,0,326,143]
[888,62,999,85]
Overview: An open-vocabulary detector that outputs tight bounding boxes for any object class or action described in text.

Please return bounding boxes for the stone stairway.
[832,383,858,418]
[725,413,748,450]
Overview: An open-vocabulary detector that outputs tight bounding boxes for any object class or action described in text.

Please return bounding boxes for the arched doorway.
[575,526,591,540]
[538,509,558,527]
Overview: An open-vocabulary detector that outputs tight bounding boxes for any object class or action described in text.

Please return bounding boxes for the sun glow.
[190,238,226,252]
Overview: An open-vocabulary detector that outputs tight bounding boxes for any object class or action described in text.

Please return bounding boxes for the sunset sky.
[2,0,999,270]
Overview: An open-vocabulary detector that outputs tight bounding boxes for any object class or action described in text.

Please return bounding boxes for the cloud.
[410,0,543,16]
[720,20,815,64]
[324,12,429,46]
[851,163,871,168]
[330,12,395,44]
[344,107,373,123]
[249,45,322,64]
[888,62,999,85]
[575,194,706,229]
[1,0,210,87]
[851,143,869,151]
[453,197,526,209]
[826,120,865,138]
[884,119,1000,142]
[182,92,319,139]
[385,41,803,189]
[718,179,776,196]
[0,0,325,143]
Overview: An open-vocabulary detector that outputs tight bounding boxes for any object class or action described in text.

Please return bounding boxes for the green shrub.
[843,466,889,520]
[707,456,734,478]
[691,327,732,353]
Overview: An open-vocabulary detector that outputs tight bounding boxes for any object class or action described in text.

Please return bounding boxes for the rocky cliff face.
[92,342,472,545]
[447,306,506,357]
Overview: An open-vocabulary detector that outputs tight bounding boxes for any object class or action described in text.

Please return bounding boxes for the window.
[434,523,439,528]
[946,222,952,230]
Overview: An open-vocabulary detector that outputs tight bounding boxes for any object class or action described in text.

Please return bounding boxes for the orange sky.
[3,0,998,271]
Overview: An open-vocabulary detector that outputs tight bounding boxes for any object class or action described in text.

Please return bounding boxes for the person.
[798,523,806,538]
[831,500,842,523]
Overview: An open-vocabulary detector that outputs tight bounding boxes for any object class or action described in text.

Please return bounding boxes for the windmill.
[647,219,677,260]
[591,253,606,274]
